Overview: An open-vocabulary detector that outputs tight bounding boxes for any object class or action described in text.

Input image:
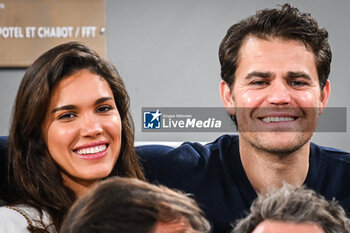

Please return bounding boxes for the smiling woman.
[44,70,123,197]
[0,42,144,233]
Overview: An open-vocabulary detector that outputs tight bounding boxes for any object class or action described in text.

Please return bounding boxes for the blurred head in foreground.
[61,177,211,233]
[232,184,350,233]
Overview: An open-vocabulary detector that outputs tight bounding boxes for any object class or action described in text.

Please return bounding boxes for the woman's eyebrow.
[51,105,76,114]
[51,97,114,114]
[95,97,114,105]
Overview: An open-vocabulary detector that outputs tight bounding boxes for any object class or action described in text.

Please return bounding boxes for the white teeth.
[75,145,107,155]
[262,117,295,123]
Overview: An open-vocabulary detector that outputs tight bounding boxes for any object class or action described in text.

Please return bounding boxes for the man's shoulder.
[308,143,350,211]
[0,136,8,152]
[311,142,350,164]
[136,134,240,185]
[136,134,238,162]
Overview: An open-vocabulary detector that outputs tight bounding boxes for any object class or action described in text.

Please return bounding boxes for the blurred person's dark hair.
[61,177,211,233]
[232,184,350,233]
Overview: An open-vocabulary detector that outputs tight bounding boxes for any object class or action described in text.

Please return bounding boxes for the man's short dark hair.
[60,177,211,233]
[232,184,350,233]
[219,3,331,90]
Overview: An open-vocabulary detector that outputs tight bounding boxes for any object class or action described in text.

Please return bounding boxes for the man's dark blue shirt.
[136,134,350,233]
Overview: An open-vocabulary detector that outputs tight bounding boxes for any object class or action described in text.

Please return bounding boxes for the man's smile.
[260,116,297,123]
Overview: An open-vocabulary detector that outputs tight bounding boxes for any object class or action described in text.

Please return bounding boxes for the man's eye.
[96,105,113,113]
[289,81,307,86]
[251,80,268,86]
[58,113,76,120]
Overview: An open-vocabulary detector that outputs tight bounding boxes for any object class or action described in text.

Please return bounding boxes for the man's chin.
[241,132,312,156]
[254,144,305,156]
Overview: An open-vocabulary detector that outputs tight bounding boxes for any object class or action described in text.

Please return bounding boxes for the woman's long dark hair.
[6,42,145,232]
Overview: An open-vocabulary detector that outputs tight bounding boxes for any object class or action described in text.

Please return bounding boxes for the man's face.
[220,36,330,154]
[252,220,325,233]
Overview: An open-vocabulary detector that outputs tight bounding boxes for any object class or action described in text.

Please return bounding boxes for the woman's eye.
[58,113,76,120]
[96,105,113,113]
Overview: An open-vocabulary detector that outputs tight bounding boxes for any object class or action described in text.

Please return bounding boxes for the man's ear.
[220,81,235,115]
[319,80,330,115]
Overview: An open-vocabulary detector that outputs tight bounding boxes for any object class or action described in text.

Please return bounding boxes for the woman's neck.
[62,174,100,198]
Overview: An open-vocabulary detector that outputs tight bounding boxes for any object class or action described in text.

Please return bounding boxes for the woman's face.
[43,69,122,195]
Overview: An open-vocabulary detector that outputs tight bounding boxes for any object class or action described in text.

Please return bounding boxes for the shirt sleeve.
[0,207,30,233]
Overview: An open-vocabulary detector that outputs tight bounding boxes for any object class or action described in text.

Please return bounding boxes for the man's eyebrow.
[245,71,273,80]
[51,97,114,114]
[286,71,312,80]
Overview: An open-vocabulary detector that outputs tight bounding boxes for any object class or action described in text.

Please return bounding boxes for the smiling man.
[137,4,350,233]
[220,34,330,194]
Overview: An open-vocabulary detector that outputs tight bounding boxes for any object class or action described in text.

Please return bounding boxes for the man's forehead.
[252,220,325,233]
[233,35,318,85]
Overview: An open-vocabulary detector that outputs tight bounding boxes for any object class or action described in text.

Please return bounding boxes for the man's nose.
[266,79,291,105]
[80,114,103,138]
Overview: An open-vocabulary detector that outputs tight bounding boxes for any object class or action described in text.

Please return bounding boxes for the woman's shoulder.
[0,205,55,232]
[0,205,31,232]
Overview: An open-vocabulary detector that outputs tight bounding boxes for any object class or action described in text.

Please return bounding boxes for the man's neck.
[239,137,310,194]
